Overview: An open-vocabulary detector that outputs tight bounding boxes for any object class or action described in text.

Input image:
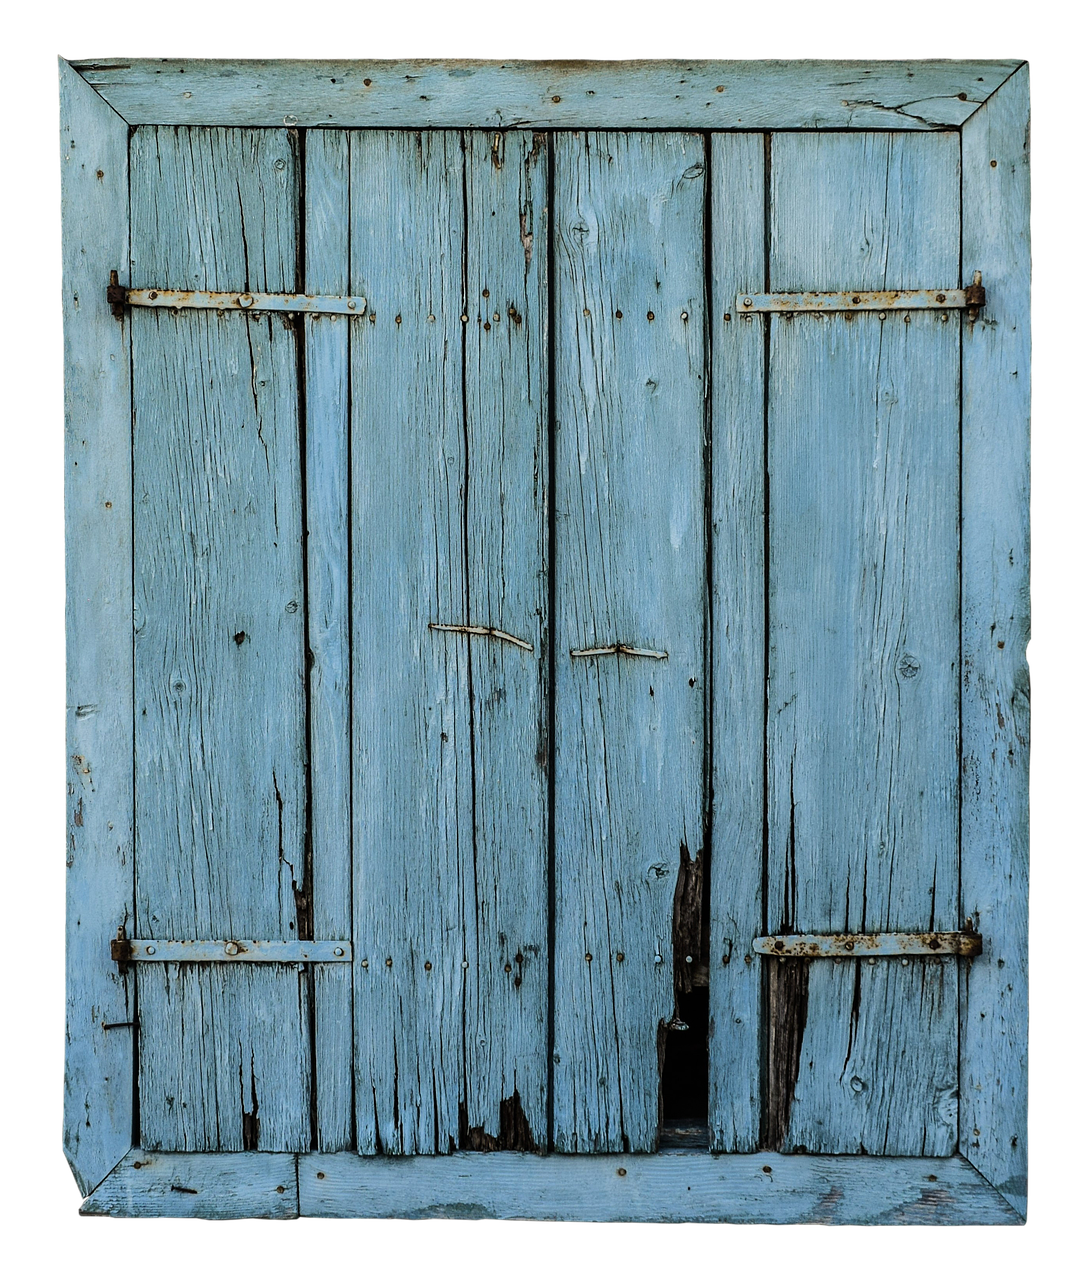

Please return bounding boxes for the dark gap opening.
[659,841,712,1146]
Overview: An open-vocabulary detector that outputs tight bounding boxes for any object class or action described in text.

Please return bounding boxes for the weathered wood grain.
[305,128,354,1153]
[351,131,550,1154]
[131,126,311,1150]
[766,132,961,1155]
[707,132,765,1154]
[60,57,135,1195]
[81,1149,298,1219]
[72,59,1022,130]
[552,132,706,1152]
[350,132,471,1155]
[959,64,1030,1220]
[297,1151,1020,1223]
[460,130,550,1150]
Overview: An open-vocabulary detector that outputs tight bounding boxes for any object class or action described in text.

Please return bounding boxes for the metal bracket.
[106,272,366,319]
[752,931,983,959]
[736,274,985,320]
[110,937,352,963]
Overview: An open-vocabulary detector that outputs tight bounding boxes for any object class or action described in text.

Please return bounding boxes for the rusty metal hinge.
[111,936,352,964]
[106,271,367,319]
[737,273,985,320]
[752,931,983,959]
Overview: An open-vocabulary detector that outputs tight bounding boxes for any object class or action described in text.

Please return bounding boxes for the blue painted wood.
[350,132,549,1153]
[305,127,354,1153]
[60,57,135,1196]
[766,133,962,1155]
[460,129,550,1148]
[350,130,470,1155]
[72,59,1022,130]
[295,1151,1020,1223]
[131,126,312,1151]
[65,60,1028,1218]
[707,132,766,1154]
[959,64,1030,1220]
[81,1150,298,1219]
[552,132,706,1152]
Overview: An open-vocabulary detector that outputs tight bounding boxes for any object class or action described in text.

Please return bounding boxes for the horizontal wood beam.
[69,59,1023,130]
[300,1152,1020,1223]
[81,1149,1022,1222]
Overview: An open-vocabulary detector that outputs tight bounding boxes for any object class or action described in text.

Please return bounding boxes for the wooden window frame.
[62,57,1029,1223]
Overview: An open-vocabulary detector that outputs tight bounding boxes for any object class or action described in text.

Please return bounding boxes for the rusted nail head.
[844,940,854,951]
[424,960,432,971]
[148,290,158,300]
[936,293,946,303]
[238,294,254,308]
[585,952,593,962]
[617,1167,627,1176]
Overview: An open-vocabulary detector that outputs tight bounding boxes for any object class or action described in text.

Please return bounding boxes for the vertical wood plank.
[959,66,1030,1219]
[766,133,961,1155]
[304,128,354,1152]
[350,130,470,1154]
[552,131,706,1152]
[461,130,550,1149]
[131,126,311,1151]
[707,133,765,1153]
[61,61,135,1194]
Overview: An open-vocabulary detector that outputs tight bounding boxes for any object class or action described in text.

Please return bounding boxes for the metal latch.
[107,271,366,319]
[737,273,985,321]
[752,931,983,959]
[111,934,352,963]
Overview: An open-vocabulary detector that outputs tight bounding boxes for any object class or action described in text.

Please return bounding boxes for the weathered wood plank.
[60,57,135,1196]
[73,59,1022,130]
[766,132,961,1155]
[552,132,706,1152]
[959,64,1030,1220]
[707,132,765,1154]
[81,1150,298,1219]
[305,127,354,1153]
[297,1151,1020,1223]
[131,126,311,1151]
[350,131,470,1154]
[460,129,550,1150]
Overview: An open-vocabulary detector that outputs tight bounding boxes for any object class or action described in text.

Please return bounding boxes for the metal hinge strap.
[107,273,366,319]
[736,275,985,318]
[111,938,351,963]
[753,931,982,958]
